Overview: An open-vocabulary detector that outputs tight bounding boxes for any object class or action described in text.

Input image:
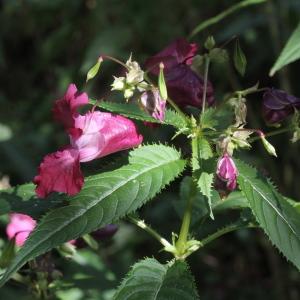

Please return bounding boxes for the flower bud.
[140,89,166,122]
[216,153,238,192]
[259,133,277,157]
[124,87,135,99]
[126,57,144,85]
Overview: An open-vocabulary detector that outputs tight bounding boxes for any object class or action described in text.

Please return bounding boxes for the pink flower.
[34,84,143,198]
[34,148,83,198]
[216,153,238,192]
[6,213,36,247]
[140,89,166,122]
[53,84,89,129]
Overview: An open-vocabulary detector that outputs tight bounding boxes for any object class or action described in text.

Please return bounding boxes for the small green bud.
[86,56,103,83]
[158,62,168,100]
[204,36,216,50]
[260,134,277,157]
[234,39,247,76]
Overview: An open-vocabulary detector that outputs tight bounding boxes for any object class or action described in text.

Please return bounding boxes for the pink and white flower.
[34,84,143,198]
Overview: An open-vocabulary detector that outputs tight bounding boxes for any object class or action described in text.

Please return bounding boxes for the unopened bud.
[259,132,277,157]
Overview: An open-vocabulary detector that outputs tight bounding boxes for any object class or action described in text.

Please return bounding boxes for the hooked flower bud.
[263,88,300,124]
[216,153,238,194]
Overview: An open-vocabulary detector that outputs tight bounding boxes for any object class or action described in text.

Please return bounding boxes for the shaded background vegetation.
[0,0,300,299]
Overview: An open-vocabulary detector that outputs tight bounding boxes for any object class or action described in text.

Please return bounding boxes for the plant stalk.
[201,56,210,115]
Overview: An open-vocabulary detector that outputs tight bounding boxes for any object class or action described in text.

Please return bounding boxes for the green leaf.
[237,160,300,270]
[195,208,256,243]
[92,100,187,130]
[234,40,247,76]
[270,22,300,76]
[113,258,199,300]
[200,107,217,130]
[189,0,267,38]
[198,137,213,160]
[158,63,168,100]
[0,145,186,286]
[197,172,214,219]
[209,48,229,65]
[0,183,64,218]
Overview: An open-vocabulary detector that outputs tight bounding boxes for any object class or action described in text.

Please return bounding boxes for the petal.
[6,213,36,246]
[145,38,198,74]
[34,148,84,198]
[71,111,143,161]
[165,64,214,108]
[53,83,89,129]
[99,114,143,158]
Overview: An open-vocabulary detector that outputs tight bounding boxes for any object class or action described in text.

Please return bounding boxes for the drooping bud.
[86,56,103,83]
[216,153,238,193]
[140,89,166,122]
[258,132,277,157]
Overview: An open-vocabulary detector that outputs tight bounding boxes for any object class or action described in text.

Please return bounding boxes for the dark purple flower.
[263,88,300,124]
[215,153,238,195]
[145,38,215,108]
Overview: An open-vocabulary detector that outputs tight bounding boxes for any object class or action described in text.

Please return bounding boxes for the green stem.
[200,223,257,247]
[102,55,129,70]
[201,56,210,115]
[249,127,293,142]
[176,137,199,254]
[127,216,172,248]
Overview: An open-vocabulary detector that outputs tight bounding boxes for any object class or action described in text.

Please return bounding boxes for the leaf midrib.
[239,173,298,237]
[2,154,183,282]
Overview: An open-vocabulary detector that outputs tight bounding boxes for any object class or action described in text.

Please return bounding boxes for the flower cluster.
[145,38,215,108]
[34,84,143,198]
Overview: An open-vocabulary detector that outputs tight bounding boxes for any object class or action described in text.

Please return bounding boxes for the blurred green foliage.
[0,0,300,299]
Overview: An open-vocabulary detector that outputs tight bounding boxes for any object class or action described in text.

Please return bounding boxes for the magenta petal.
[34,148,84,198]
[71,111,143,161]
[53,83,89,129]
[98,113,143,158]
[6,213,36,247]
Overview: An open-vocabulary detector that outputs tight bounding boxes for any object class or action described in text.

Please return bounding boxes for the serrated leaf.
[0,145,186,286]
[200,107,217,129]
[113,258,199,300]
[234,40,247,76]
[270,22,300,76]
[92,100,187,130]
[197,172,214,219]
[237,159,300,270]
[198,137,213,160]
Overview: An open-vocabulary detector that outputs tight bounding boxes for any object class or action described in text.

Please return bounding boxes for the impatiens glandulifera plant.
[1,16,300,298]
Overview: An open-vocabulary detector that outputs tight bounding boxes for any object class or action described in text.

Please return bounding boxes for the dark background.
[0,0,300,299]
